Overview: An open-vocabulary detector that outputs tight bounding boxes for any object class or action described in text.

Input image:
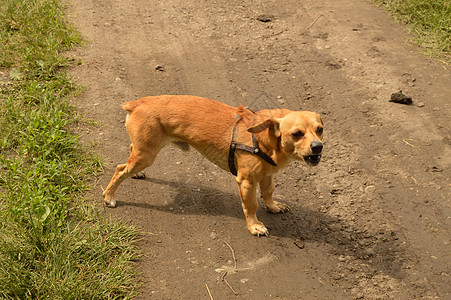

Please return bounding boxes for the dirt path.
[68,0,450,299]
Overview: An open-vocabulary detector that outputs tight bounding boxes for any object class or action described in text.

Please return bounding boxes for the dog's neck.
[254,130,292,168]
[236,107,294,168]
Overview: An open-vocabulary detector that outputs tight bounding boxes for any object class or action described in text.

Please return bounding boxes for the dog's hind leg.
[129,143,146,179]
[103,122,167,207]
[103,147,158,207]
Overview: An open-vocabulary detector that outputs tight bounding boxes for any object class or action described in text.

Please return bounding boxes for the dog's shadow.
[120,177,241,216]
[118,176,407,280]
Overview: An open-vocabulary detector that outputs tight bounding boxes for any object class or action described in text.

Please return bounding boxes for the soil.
[67,0,450,299]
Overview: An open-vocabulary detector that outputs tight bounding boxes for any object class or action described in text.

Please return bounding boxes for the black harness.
[228,113,277,176]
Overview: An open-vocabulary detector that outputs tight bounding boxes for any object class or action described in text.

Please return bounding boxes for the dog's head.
[248,111,323,166]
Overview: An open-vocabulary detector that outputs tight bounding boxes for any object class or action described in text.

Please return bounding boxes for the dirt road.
[68,0,450,298]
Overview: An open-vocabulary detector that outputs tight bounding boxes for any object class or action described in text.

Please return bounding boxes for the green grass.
[372,0,451,63]
[0,0,140,298]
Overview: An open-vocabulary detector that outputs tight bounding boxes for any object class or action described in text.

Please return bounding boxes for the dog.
[103,95,323,236]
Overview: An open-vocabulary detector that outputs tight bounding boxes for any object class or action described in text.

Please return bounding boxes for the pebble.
[389,91,412,105]
[155,65,165,71]
[416,102,425,107]
[293,238,305,249]
[364,185,376,193]
[354,292,364,299]
[256,14,273,22]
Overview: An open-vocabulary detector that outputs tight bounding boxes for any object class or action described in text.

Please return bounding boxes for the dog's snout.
[310,141,323,154]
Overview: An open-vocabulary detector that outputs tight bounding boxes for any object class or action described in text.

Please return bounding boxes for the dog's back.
[122,95,239,170]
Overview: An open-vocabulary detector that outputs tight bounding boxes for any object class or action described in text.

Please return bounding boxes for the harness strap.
[228,115,241,176]
[228,114,277,176]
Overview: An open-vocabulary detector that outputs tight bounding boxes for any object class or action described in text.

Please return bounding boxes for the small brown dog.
[103,95,323,236]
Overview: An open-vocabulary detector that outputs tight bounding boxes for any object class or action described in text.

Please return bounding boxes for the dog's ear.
[247,119,281,137]
[317,113,323,125]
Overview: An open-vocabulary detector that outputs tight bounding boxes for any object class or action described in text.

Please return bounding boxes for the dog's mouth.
[304,154,322,166]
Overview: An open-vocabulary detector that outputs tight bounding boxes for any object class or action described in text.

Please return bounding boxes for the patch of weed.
[372,0,450,63]
[0,0,140,298]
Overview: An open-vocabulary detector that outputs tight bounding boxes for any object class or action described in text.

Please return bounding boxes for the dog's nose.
[310,141,323,154]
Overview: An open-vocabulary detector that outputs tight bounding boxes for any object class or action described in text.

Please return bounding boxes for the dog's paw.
[265,200,291,213]
[248,223,269,236]
[132,171,146,179]
[104,200,117,208]
[103,195,117,208]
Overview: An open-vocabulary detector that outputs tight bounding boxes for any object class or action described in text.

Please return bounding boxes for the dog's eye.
[291,131,304,139]
[317,126,323,135]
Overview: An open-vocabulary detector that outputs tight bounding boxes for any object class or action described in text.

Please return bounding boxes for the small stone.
[210,231,218,240]
[354,292,364,299]
[416,102,425,107]
[256,14,273,22]
[293,238,305,249]
[389,90,412,105]
[240,278,250,283]
[333,273,344,280]
[364,185,376,193]
[155,65,165,71]
[426,166,443,172]
[365,247,375,256]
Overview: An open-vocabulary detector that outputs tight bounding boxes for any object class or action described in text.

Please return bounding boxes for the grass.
[371,0,451,63]
[0,0,140,298]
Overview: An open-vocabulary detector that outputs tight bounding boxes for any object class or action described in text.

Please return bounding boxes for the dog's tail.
[122,101,140,127]
[121,100,139,112]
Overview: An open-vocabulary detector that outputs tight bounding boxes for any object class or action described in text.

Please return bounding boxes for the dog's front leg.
[236,177,269,236]
[260,175,291,213]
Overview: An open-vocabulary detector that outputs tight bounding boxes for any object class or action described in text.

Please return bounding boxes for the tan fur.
[103,95,324,236]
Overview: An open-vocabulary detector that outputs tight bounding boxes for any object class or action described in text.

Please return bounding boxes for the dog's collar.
[228,113,277,176]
